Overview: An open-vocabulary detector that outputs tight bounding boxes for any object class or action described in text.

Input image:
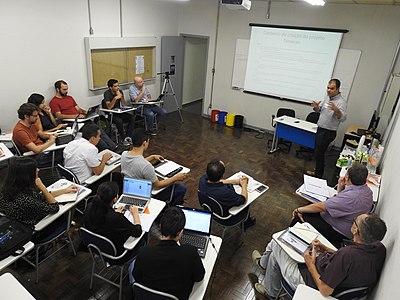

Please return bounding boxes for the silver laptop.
[55,117,79,145]
[98,150,121,165]
[117,178,152,213]
[180,207,212,258]
[86,104,99,119]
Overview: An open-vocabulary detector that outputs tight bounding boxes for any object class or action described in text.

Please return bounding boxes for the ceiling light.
[303,0,325,6]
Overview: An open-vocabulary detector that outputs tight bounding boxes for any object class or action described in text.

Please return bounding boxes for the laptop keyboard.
[120,196,147,208]
[180,234,207,249]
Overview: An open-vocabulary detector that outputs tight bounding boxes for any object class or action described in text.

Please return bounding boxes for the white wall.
[0,0,181,131]
[178,1,400,145]
[182,36,208,105]
[370,111,400,299]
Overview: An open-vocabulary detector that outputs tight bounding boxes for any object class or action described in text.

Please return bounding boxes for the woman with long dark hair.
[27,93,66,132]
[0,157,77,239]
[84,181,143,261]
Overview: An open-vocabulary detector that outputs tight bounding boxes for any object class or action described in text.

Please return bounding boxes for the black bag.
[0,216,33,260]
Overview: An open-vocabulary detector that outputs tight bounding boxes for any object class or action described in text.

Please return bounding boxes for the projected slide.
[244,25,344,103]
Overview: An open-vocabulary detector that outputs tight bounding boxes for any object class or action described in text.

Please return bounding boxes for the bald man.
[128,76,166,135]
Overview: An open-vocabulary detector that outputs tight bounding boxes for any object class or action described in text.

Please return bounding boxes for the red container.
[211,110,220,123]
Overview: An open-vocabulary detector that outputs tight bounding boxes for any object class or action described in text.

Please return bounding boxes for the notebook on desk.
[117,177,152,213]
[180,207,212,258]
[153,160,188,178]
[278,223,319,255]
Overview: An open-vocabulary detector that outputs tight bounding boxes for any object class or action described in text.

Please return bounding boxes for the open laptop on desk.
[117,177,152,213]
[55,117,79,146]
[180,207,212,258]
[85,104,99,119]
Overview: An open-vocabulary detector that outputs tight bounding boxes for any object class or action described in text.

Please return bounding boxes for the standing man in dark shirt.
[252,213,387,298]
[132,207,205,300]
[102,79,136,145]
[198,159,256,229]
[308,79,347,178]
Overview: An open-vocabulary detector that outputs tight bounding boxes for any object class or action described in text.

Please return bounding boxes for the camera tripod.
[160,72,184,123]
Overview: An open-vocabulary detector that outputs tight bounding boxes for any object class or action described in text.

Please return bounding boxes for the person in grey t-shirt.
[121,128,187,206]
[308,79,347,178]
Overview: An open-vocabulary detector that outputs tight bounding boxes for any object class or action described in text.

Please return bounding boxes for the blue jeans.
[141,105,166,131]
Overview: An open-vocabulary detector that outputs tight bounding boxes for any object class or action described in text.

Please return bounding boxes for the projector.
[221,0,251,11]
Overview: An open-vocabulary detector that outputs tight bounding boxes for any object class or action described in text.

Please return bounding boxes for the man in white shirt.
[63,123,118,192]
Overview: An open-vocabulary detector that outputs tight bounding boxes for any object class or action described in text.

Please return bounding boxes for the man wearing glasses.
[291,163,372,248]
[253,213,387,298]
[13,103,58,167]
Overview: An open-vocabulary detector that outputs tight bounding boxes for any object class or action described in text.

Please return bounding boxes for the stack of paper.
[300,175,330,202]
[232,171,261,193]
[47,179,78,203]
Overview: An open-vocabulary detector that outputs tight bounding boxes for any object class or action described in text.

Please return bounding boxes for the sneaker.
[252,250,266,272]
[244,216,256,230]
[306,170,315,176]
[255,283,267,296]
[123,137,132,146]
[150,131,157,136]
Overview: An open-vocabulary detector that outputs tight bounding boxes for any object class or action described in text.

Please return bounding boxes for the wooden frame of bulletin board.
[84,37,156,90]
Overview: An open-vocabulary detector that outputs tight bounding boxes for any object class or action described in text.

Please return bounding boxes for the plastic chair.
[57,164,80,184]
[80,227,136,300]
[132,282,179,300]
[268,108,296,152]
[197,190,248,243]
[296,112,320,160]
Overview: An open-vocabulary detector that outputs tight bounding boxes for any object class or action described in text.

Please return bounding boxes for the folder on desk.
[278,223,318,255]
[154,160,189,178]
[303,175,330,198]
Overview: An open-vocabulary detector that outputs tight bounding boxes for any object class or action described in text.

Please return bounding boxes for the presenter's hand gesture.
[328,101,338,112]
[311,100,321,109]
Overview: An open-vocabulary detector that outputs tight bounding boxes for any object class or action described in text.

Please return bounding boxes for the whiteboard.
[231,39,249,89]
[232,38,361,102]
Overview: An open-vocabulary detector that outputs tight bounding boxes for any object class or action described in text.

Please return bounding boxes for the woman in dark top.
[84,181,143,262]
[27,93,66,132]
[0,157,76,240]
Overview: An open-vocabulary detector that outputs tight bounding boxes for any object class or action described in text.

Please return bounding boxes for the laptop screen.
[123,178,152,198]
[181,207,212,235]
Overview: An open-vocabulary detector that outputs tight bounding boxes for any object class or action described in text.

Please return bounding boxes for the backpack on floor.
[0,216,33,260]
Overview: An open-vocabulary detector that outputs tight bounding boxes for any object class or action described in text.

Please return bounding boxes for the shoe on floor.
[306,170,315,176]
[255,283,267,296]
[123,137,132,146]
[150,131,157,136]
[252,250,266,273]
[244,216,256,230]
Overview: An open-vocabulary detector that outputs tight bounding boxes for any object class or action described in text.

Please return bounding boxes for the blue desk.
[269,116,317,153]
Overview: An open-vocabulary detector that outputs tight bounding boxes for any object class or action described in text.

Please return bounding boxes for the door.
[160,36,184,113]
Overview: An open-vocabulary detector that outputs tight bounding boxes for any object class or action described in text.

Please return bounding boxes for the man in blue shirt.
[128,76,166,135]
[198,159,256,229]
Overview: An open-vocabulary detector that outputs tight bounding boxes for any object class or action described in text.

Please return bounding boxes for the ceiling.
[256,0,400,5]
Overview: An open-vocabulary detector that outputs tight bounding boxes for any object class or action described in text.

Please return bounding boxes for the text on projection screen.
[244,26,343,103]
